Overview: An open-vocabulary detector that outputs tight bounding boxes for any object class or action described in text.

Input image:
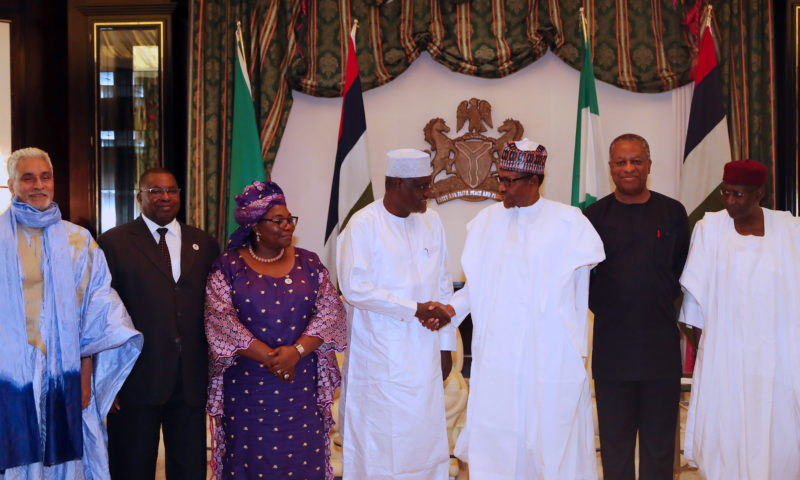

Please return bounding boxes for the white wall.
[0,21,11,212]
[273,50,691,281]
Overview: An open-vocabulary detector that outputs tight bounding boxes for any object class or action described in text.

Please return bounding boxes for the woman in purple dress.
[204,181,346,479]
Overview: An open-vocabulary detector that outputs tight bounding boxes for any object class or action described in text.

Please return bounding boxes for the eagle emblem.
[423,99,524,203]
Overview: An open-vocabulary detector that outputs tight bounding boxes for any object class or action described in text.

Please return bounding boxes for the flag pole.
[699,4,713,41]
[698,5,720,66]
[571,5,606,208]
[227,19,265,238]
[579,7,589,44]
[235,21,248,72]
[323,16,373,284]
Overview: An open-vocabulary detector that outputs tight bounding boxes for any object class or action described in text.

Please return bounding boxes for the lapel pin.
[192,243,200,251]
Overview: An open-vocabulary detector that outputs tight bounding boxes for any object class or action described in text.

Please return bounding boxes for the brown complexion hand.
[81,356,93,409]
[442,304,455,317]
[237,339,280,376]
[434,303,456,329]
[264,336,324,382]
[108,396,121,414]
[441,351,453,380]
[692,327,703,356]
[417,302,455,330]
[264,346,302,382]
[416,302,453,330]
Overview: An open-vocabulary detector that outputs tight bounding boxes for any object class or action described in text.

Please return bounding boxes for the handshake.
[415,301,456,331]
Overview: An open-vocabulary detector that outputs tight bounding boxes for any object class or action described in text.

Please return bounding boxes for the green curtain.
[188,0,775,237]
[710,0,777,206]
[188,0,300,240]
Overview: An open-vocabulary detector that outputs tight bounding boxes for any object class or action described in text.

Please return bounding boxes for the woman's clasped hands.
[263,345,302,382]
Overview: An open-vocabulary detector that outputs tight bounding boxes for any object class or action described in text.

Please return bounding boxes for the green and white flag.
[228,23,265,238]
[571,20,608,209]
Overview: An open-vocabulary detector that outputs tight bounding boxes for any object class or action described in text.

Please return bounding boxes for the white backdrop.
[273,50,691,281]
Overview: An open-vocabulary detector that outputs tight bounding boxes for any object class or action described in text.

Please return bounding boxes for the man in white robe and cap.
[449,139,605,480]
[680,159,800,480]
[0,147,142,479]
[337,148,457,480]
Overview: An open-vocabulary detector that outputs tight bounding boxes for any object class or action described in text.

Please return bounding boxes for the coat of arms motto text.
[424,98,524,204]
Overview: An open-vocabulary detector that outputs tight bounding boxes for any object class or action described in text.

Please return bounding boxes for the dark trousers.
[107,373,206,480]
[595,377,680,480]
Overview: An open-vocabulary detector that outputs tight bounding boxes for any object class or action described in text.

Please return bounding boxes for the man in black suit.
[98,168,219,479]
[584,134,690,480]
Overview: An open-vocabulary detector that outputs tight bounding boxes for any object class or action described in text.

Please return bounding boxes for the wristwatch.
[294,343,305,357]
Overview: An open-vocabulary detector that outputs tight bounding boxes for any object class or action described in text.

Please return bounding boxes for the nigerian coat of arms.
[424,98,524,203]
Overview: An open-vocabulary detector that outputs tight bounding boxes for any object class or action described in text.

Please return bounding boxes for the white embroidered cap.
[385,149,432,178]
[514,138,540,151]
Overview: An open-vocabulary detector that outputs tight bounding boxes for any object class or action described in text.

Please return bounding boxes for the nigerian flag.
[228,23,265,238]
[571,26,608,209]
[322,24,373,286]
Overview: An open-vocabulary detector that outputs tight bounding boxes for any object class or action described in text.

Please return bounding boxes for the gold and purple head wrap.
[499,138,547,175]
[228,181,287,249]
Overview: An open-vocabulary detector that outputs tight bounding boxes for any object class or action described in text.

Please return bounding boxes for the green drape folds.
[188,0,300,240]
[188,0,775,237]
[710,0,777,206]
[291,0,693,94]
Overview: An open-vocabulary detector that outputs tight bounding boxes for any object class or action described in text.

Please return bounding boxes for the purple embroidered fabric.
[204,248,346,479]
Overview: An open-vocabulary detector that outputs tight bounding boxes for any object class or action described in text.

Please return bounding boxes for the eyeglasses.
[497,174,532,187]
[141,187,181,196]
[719,188,751,199]
[258,216,299,227]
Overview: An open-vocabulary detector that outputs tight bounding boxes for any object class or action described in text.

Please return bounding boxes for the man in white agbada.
[680,159,800,480]
[337,148,457,480]
[449,139,605,480]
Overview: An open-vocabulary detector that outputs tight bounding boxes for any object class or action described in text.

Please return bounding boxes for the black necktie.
[156,227,172,274]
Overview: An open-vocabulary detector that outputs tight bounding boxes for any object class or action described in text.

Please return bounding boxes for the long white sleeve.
[449,283,471,328]
[573,265,591,358]
[336,219,417,321]
[435,223,456,351]
[679,290,704,329]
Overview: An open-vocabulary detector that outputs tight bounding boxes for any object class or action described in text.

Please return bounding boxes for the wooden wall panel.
[1,0,70,215]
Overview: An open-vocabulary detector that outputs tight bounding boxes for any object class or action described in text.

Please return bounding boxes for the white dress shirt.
[141,214,181,282]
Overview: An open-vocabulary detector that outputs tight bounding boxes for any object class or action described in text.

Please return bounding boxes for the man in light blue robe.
[0,147,142,480]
